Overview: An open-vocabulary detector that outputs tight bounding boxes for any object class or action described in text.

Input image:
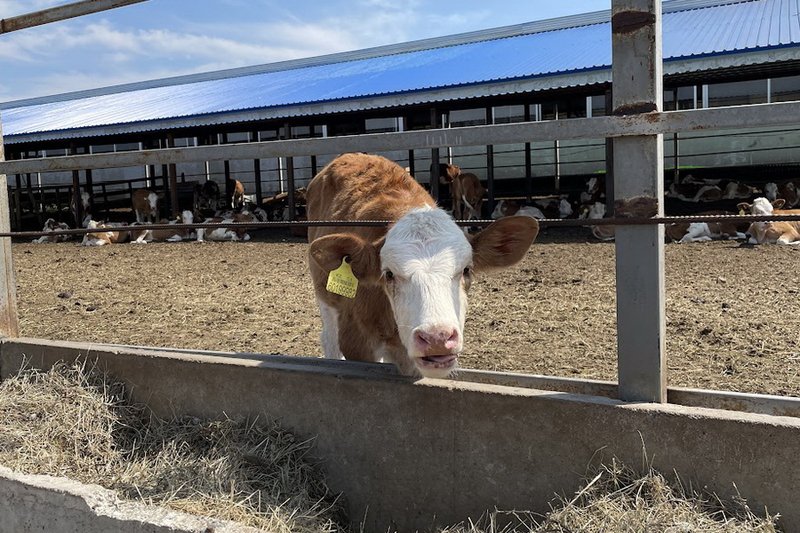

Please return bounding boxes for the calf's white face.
[380,208,471,377]
[310,209,539,379]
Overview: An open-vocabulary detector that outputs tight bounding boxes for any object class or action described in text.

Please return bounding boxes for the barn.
[2,0,800,228]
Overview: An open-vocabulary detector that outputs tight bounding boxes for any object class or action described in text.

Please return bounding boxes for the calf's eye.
[385,270,394,281]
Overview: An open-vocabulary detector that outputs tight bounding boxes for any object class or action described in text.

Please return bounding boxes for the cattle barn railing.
[2,0,800,404]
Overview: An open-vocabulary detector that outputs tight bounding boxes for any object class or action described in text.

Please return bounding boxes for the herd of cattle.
[431,163,800,245]
[35,178,272,245]
[30,157,800,246]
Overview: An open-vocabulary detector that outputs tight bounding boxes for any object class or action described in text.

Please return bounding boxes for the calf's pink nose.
[414,326,460,354]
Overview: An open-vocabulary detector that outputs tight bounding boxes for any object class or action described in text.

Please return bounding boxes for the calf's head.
[310,208,538,378]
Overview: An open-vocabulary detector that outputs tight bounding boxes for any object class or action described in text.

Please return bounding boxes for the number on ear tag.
[326,257,358,298]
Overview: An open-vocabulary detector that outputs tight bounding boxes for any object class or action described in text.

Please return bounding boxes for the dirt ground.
[12,227,800,397]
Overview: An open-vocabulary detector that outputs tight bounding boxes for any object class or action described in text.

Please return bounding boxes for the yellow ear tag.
[326,257,358,299]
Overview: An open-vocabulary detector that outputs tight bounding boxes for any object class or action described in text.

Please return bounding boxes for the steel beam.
[0,0,147,34]
[3,100,800,176]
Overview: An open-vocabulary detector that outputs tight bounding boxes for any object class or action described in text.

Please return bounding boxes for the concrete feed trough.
[0,337,798,531]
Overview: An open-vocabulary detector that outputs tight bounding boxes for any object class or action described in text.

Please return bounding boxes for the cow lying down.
[739,197,800,245]
[307,153,539,379]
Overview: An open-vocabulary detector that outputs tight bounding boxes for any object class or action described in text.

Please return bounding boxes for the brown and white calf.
[430,163,486,221]
[307,153,539,378]
[196,211,258,242]
[130,210,196,243]
[665,211,747,243]
[764,180,800,208]
[228,179,245,210]
[738,197,800,244]
[491,200,545,220]
[33,218,71,243]
[451,172,486,221]
[80,220,130,246]
[132,189,159,223]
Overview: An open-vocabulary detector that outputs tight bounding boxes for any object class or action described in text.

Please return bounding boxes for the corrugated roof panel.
[4,0,800,140]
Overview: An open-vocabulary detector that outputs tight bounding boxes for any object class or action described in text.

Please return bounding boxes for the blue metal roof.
[3,0,800,142]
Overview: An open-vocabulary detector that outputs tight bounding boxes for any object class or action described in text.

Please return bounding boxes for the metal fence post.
[612,0,666,403]
[0,116,20,337]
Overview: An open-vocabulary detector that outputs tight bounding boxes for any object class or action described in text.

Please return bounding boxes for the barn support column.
[485,106,495,216]
[167,134,178,216]
[286,157,296,221]
[69,144,83,227]
[604,89,615,206]
[253,158,262,206]
[524,105,533,202]
[612,0,666,403]
[429,108,441,201]
[0,117,20,337]
[13,172,22,230]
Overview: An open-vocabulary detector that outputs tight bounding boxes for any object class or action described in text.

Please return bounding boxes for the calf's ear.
[471,216,539,272]
[772,199,786,209]
[309,233,384,283]
[736,202,751,214]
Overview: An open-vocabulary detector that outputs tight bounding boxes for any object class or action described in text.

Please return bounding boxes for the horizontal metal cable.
[5,212,800,239]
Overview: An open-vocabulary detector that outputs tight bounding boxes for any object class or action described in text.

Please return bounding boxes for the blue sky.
[0,0,610,104]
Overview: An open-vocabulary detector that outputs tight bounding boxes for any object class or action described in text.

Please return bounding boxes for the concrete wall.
[2,337,799,532]
[0,465,260,533]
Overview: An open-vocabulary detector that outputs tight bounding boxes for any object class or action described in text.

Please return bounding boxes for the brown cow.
[451,172,486,221]
[132,189,159,223]
[307,153,539,378]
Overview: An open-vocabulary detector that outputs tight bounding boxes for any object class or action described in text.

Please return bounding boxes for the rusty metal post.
[612,0,666,403]
[0,117,20,337]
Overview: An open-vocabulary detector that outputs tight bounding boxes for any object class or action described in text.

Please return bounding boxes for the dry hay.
[0,361,344,533]
[0,362,783,533]
[439,459,780,533]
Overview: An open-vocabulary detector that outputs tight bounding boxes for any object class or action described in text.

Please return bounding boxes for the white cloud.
[0,0,544,102]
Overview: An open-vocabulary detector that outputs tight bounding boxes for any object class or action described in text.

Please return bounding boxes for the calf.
[745,220,800,245]
[491,200,545,220]
[132,189,159,223]
[32,218,71,244]
[197,180,221,212]
[69,191,91,227]
[430,163,461,185]
[130,210,196,244]
[665,211,747,243]
[80,220,130,246]
[738,197,800,244]
[534,197,573,219]
[228,178,245,210]
[580,176,604,204]
[307,153,539,378]
[721,180,757,200]
[763,180,800,208]
[196,211,258,242]
[668,181,723,202]
[451,172,486,221]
